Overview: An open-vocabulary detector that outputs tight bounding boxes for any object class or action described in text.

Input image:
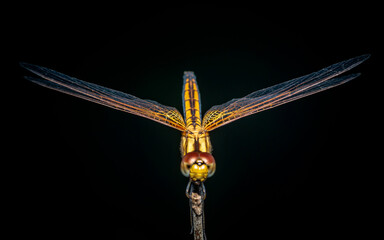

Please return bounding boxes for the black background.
[8,6,381,240]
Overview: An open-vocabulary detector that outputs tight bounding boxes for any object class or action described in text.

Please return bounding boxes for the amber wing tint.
[21,63,186,131]
[202,54,370,132]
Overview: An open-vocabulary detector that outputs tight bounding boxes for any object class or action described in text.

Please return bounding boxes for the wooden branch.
[189,182,206,240]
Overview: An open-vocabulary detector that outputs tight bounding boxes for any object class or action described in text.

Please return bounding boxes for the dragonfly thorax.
[180,127,212,157]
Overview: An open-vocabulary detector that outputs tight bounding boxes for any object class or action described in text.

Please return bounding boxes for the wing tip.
[351,72,361,78]
[19,61,30,69]
[19,61,39,70]
[20,62,44,83]
[24,75,35,81]
[338,72,361,85]
[183,71,196,80]
[357,53,371,62]
[19,61,47,76]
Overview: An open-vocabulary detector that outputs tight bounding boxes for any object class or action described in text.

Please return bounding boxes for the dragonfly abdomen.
[182,71,202,128]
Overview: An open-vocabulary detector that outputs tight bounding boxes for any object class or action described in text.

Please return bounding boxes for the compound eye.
[199,152,215,165]
[198,152,216,177]
[182,152,199,165]
[180,152,199,177]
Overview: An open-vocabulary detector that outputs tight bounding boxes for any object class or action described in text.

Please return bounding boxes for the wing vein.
[202,54,369,131]
[22,63,186,131]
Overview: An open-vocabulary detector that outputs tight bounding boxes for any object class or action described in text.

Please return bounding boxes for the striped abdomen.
[182,71,202,128]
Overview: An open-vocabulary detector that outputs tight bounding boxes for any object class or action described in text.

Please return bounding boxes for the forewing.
[21,63,186,131]
[202,54,369,131]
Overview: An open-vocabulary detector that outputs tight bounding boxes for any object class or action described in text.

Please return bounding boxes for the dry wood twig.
[187,181,207,240]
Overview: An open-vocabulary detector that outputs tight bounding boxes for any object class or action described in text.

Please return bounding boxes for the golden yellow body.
[180,72,214,181]
[181,73,212,156]
[22,56,370,185]
[180,128,212,156]
[189,160,209,182]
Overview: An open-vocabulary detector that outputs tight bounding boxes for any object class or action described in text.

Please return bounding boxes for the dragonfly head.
[181,151,216,182]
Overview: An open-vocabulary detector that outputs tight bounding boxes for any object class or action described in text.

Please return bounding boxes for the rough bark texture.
[189,182,206,240]
[191,191,204,240]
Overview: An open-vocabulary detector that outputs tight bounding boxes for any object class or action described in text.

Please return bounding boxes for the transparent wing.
[21,63,186,131]
[202,54,370,131]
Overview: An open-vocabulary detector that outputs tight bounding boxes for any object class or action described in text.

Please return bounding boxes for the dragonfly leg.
[189,196,194,234]
[186,179,194,234]
[185,179,192,198]
[201,182,206,200]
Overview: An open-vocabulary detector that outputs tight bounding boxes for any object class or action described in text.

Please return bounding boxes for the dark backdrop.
[9,6,380,240]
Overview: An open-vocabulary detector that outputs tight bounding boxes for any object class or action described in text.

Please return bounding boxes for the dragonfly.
[21,54,369,197]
